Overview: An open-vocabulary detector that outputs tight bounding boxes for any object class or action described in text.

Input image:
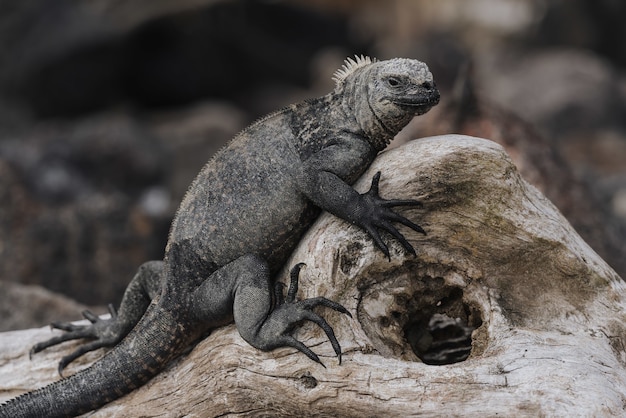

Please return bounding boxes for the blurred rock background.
[1,0,625,331]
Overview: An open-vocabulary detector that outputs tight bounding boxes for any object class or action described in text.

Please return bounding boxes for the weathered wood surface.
[1,135,625,417]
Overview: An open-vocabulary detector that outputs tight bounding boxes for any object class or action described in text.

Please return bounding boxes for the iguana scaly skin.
[0,56,439,417]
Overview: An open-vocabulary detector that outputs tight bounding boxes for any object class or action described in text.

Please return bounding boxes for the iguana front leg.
[298,139,425,259]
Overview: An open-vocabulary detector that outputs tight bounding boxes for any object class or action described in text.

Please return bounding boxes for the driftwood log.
[1,134,625,417]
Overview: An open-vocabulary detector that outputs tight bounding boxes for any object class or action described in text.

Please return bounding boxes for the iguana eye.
[386,77,401,87]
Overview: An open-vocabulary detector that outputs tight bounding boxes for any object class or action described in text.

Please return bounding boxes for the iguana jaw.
[365,83,440,144]
[389,88,440,115]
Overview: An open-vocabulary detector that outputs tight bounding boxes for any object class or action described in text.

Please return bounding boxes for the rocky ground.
[1,0,625,331]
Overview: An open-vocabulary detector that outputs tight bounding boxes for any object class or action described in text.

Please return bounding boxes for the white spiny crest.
[332,55,377,86]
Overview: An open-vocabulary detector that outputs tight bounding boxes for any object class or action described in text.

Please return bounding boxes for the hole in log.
[404,286,481,365]
[357,266,484,364]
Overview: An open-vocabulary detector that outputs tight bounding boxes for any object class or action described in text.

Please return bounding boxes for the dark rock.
[0,0,362,118]
[0,115,169,304]
[0,103,245,306]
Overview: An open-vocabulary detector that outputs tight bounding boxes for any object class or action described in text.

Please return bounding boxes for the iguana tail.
[0,305,187,418]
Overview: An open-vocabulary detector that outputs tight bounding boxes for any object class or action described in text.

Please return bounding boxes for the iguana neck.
[338,76,397,152]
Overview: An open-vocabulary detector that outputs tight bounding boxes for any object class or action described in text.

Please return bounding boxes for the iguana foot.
[30,261,163,376]
[260,263,351,366]
[357,171,426,259]
[30,304,129,376]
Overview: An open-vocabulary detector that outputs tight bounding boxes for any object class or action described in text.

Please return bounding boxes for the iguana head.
[333,56,440,149]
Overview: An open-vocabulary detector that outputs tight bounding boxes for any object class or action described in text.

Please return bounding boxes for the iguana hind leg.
[30,260,165,375]
[191,255,351,366]
[262,262,352,365]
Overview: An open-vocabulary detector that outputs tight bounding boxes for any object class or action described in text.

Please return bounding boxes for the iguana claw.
[358,171,426,260]
[267,263,351,366]
[30,303,128,376]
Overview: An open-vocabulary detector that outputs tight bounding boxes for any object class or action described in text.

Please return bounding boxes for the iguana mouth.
[391,93,440,109]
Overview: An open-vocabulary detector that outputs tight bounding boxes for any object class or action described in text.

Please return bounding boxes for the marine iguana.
[0,56,439,417]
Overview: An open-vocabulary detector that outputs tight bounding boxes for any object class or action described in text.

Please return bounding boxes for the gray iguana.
[0,56,439,417]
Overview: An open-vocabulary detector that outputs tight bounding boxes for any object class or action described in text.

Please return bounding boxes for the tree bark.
[1,135,625,417]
